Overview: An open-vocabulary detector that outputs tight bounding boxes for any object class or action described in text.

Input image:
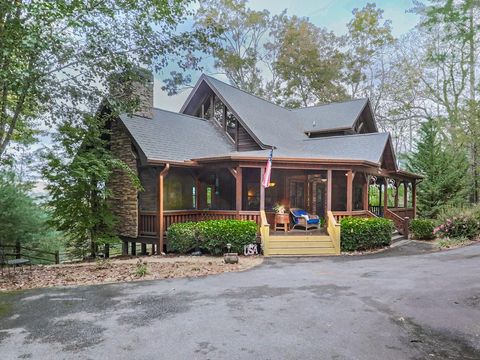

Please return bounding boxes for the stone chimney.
[109,68,154,118]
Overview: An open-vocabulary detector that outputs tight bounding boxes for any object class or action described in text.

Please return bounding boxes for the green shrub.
[198,220,258,255]
[166,219,258,255]
[341,217,394,252]
[410,219,436,240]
[166,222,199,253]
[433,215,479,240]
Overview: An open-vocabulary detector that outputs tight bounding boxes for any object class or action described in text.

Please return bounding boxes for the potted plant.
[273,204,289,232]
[273,203,286,214]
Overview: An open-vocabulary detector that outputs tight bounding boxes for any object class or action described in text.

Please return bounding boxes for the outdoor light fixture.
[269,181,276,187]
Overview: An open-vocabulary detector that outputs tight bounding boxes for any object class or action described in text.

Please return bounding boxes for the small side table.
[274,213,290,232]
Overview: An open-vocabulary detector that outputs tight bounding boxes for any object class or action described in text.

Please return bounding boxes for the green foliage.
[438,237,470,249]
[406,118,469,218]
[167,220,258,255]
[0,171,52,248]
[166,222,199,254]
[409,219,436,240]
[345,3,394,97]
[340,217,393,252]
[274,16,346,107]
[0,0,208,159]
[197,219,258,255]
[434,211,480,240]
[134,259,148,278]
[193,0,270,96]
[42,114,140,259]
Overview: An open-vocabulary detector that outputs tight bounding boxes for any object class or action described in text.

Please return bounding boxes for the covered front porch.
[130,160,418,256]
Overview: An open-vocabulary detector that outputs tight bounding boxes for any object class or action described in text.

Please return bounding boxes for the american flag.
[262,148,273,188]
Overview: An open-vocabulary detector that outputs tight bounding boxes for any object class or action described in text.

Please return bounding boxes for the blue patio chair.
[290,208,320,231]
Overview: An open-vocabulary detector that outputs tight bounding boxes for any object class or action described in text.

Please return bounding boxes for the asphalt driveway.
[1,243,479,360]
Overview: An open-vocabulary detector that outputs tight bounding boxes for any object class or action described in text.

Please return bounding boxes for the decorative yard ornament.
[370,176,377,185]
[244,244,258,256]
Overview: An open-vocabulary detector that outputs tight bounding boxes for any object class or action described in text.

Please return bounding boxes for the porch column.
[346,170,353,213]
[403,181,408,208]
[363,175,369,211]
[412,181,417,218]
[158,164,170,255]
[326,169,332,211]
[383,178,388,215]
[260,167,265,211]
[235,167,242,213]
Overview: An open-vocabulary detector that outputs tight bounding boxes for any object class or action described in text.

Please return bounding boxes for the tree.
[0,0,208,160]
[274,16,346,107]
[412,0,480,202]
[0,171,48,250]
[345,3,395,98]
[406,118,469,218]
[42,113,140,259]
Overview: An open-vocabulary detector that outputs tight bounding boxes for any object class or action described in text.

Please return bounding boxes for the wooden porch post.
[260,167,265,211]
[235,167,242,215]
[394,181,399,208]
[158,164,170,255]
[346,170,353,213]
[383,178,388,215]
[363,175,369,211]
[327,169,332,211]
[412,181,417,218]
[403,181,408,208]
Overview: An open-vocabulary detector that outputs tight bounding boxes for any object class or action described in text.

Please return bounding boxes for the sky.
[153,0,421,112]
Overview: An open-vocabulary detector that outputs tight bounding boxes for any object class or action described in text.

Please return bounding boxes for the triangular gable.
[180,75,265,150]
[380,135,397,171]
[353,100,377,134]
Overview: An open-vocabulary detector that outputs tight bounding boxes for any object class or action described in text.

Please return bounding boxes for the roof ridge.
[294,98,368,110]
[151,106,209,122]
[204,75,290,112]
[302,132,388,142]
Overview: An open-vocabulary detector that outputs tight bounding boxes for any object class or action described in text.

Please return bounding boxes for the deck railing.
[139,210,261,237]
[331,210,374,223]
[385,208,410,237]
[327,211,341,255]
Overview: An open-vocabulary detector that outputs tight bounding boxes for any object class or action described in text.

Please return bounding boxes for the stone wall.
[109,119,139,238]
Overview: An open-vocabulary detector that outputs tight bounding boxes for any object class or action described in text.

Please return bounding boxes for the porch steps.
[267,235,336,256]
[391,230,406,243]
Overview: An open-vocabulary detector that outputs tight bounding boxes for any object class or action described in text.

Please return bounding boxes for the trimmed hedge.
[166,222,198,253]
[410,219,435,240]
[166,219,258,255]
[341,217,394,251]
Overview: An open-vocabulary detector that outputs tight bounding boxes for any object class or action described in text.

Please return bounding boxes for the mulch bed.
[0,256,263,292]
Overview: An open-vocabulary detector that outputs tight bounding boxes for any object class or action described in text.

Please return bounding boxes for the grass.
[438,237,470,249]
[134,259,148,277]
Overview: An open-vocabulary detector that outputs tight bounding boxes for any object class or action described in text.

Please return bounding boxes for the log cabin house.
[107,74,421,256]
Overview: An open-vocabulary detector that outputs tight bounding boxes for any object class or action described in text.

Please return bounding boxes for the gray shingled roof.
[119,108,234,162]
[203,76,304,148]
[118,76,392,167]
[292,98,368,133]
[193,132,391,165]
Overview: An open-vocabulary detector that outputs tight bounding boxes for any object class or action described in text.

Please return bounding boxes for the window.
[213,97,224,126]
[206,186,212,208]
[290,181,305,208]
[225,110,237,141]
[164,169,196,210]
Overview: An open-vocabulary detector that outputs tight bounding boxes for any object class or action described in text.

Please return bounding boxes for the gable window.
[197,94,238,143]
[225,109,237,141]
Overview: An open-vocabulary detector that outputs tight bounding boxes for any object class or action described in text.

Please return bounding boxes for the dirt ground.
[0,255,263,292]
